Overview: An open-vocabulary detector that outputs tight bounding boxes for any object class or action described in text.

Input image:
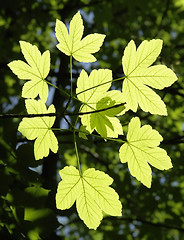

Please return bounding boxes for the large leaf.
[55,11,105,62]
[18,99,58,160]
[122,39,177,115]
[56,166,122,230]
[119,117,172,188]
[8,41,50,102]
[76,69,125,138]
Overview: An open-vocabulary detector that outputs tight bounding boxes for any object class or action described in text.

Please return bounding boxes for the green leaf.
[119,117,172,188]
[56,166,122,230]
[24,208,58,240]
[55,11,105,62]
[8,41,50,102]
[18,99,58,160]
[122,39,177,115]
[78,125,90,140]
[76,69,125,138]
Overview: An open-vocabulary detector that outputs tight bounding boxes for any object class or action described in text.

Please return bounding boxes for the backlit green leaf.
[122,39,177,115]
[8,41,50,102]
[55,11,105,62]
[18,99,58,160]
[56,166,122,230]
[76,69,125,138]
[119,117,172,188]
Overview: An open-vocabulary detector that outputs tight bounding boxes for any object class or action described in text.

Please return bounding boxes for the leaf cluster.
[7,10,178,230]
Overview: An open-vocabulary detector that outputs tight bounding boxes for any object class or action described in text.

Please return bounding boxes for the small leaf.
[55,11,105,62]
[76,69,125,138]
[18,99,58,160]
[122,39,177,115]
[56,166,122,230]
[8,41,50,102]
[78,126,90,140]
[119,117,173,188]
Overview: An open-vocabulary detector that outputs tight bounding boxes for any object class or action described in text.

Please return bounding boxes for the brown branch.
[0,103,125,119]
[69,103,125,116]
[64,215,184,233]
[112,216,184,233]
[0,112,59,119]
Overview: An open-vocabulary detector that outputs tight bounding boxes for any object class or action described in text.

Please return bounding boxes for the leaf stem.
[69,56,82,175]
[74,124,82,176]
[45,75,126,114]
[51,126,126,143]
[46,75,126,103]
[45,80,70,98]
[70,55,73,97]
[73,115,83,175]
[76,76,126,97]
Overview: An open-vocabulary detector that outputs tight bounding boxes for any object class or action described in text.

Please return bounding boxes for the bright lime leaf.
[119,117,172,188]
[55,11,105,62]
[8,41,50,102]
[122,39,177,115]
[76,69,125,138]
[56,166,122,230]
[18,99,58,160]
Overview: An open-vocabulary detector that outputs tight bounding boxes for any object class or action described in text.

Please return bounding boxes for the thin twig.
[0,103,125,119]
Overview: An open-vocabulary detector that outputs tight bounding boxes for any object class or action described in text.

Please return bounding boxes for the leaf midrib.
[127,143,149,181]
[127,44,159,76]
[72,34,102,54]
[24,44,44,79]
[83,176,117,211]
[126,76,164,112]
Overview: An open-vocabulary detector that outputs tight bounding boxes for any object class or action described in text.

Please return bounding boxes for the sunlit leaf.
[55,11,105,62]
[119,117,172,188]
[122,39,177,115]
[56,166,122,230]
[76,69,125,138]
[18,99,58,160]
[8,41,50,102]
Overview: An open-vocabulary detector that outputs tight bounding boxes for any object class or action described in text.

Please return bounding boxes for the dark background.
[0,0,184,239]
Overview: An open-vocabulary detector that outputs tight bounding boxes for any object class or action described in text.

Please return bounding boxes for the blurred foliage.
[0,0,184,239]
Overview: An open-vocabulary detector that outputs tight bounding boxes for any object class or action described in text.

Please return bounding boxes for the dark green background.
[0,0,184,239]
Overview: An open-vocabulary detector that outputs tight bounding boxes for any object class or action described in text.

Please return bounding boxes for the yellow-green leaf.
[122,39,177,115]
[55,11,105,62]
[119,117,172,188]
[76,69,125,138]
[56,166,122,230]
[8,41,50,102]
[18,99,58,160]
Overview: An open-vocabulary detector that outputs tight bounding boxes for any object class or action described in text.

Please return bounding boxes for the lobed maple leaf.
[119,117,173,188]
[122,39,177,115]
[56,166,122,230]
[18,99,58,160]
[8,41,50,103]
[76,69,125,138]
[55,11,105,62]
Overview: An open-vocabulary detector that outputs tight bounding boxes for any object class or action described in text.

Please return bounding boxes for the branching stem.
[45,74,125,101]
